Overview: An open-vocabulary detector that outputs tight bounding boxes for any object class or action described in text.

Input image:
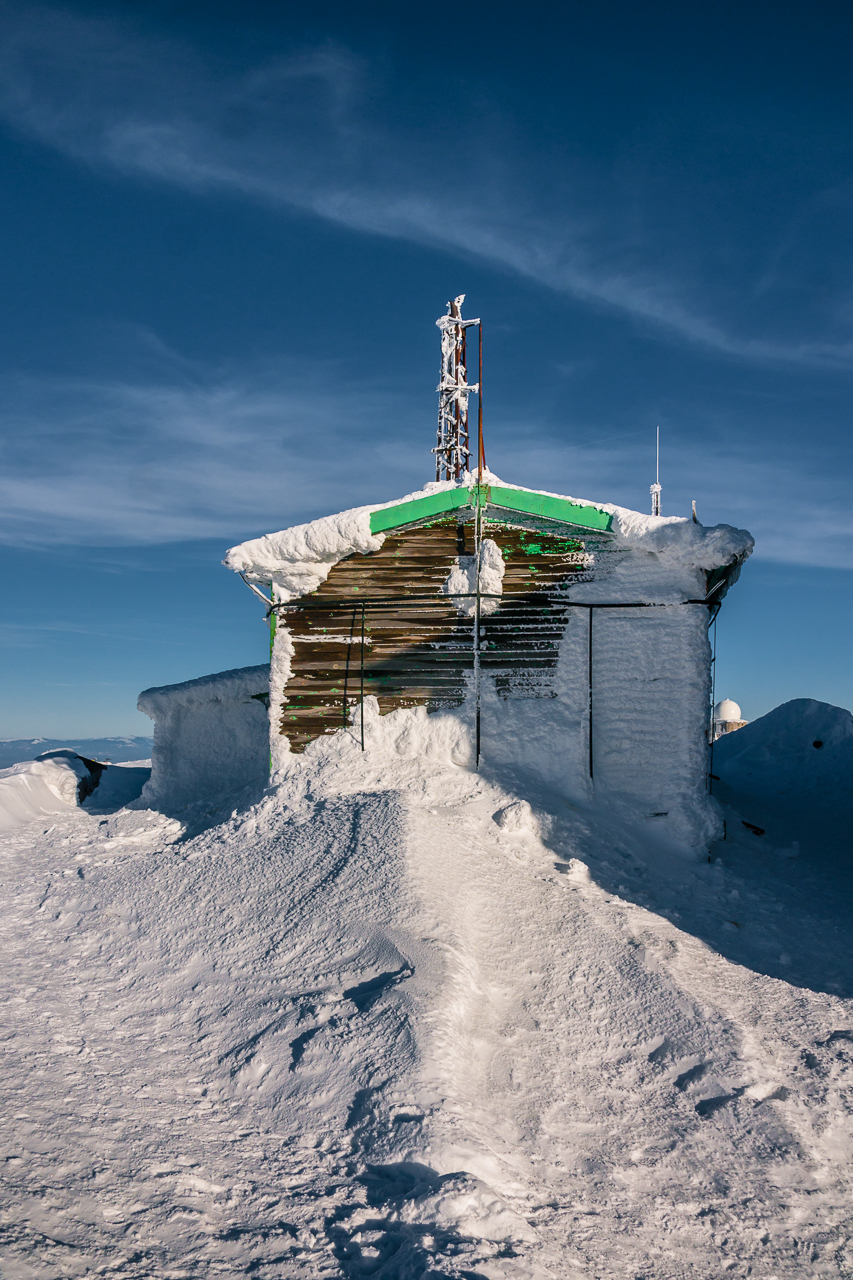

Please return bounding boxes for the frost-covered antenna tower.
[434,294,480,481]
[650,425,661,516]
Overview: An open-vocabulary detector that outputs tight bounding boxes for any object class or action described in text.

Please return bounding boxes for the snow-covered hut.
[130,299,751,848]
[225,469,752,848]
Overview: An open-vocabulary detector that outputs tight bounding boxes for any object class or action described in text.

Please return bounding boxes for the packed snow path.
[1,716,852,1277]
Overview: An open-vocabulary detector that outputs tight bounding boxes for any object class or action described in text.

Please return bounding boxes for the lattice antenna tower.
[650,425,662,516]
[434,294,480,481]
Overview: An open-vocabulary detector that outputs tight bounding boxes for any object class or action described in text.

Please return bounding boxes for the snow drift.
[2,697,851,1278]
[0,750,151,832]
[0,752,93,832]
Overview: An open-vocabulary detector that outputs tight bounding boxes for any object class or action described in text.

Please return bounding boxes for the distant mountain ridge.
[0,738,152,769]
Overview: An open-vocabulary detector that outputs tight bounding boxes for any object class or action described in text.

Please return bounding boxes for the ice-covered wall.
[138,666,270,809]
[567,547,719,847]
[478,596,716,848]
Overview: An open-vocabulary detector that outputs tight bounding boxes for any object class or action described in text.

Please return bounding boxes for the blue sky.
[2,0,853,736]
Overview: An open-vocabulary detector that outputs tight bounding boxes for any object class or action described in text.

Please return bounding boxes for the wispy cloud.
[1,350,851,570]
[2,6,852,367]
[0,358,426,547]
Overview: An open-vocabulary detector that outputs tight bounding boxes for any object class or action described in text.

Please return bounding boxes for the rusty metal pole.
[473,320,484,766]
[360,603,365,751]
[588,607,594,780]
[478,323,484,483]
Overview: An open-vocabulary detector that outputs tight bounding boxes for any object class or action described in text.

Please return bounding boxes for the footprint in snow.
[821,1028,853,1045]
[695,1089,743,1117]
[673,1061,710,1091]
[342,965,413,1012]
[644,1035,669,1063]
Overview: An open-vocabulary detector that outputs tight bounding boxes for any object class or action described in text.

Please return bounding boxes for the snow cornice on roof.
[224,469,754,602]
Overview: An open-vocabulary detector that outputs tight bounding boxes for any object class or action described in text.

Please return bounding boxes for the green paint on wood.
[369,488,472,533]
[368,484,612,535]
[486,486,612,531]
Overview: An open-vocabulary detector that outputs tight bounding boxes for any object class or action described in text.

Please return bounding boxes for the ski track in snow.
[1,734,852,1278]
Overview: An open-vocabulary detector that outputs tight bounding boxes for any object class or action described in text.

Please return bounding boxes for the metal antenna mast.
[435,295,480,481]
[650,425,661,516]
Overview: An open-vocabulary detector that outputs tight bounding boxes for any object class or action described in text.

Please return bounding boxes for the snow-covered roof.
[138,665,269,718]
[224,470,754,602]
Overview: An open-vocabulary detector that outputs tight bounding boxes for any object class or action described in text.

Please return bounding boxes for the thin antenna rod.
[650,425,662,517]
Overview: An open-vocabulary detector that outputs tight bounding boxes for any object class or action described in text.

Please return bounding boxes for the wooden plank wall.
[277,517,589,751]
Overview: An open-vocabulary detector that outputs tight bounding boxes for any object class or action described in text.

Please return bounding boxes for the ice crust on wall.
[442,537,505,615]
[138,665,270,809]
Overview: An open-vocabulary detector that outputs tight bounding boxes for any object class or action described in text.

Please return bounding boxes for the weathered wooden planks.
[276,517,589,751]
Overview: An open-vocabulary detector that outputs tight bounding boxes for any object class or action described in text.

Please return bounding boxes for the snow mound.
[714,698,853,856]
[0,753,91,832]
[0,750,152,832]
[715,698,853,798]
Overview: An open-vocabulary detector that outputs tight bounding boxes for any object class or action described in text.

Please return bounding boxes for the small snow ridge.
[493,799,536,835]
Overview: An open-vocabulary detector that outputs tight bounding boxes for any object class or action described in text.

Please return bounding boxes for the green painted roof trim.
[487,486,612,532]
[368,483,613,535]
[369,487,472,532]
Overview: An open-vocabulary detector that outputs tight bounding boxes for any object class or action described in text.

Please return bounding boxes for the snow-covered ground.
[1,702,851,1278]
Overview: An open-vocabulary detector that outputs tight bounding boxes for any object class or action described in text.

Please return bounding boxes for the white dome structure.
[714,699,742,722]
